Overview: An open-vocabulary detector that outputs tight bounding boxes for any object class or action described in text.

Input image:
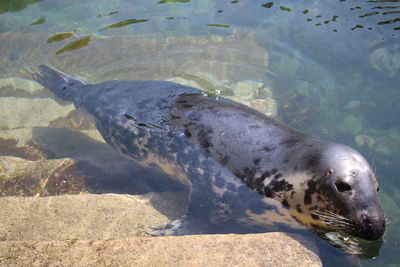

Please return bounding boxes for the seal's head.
[289,143,385,241]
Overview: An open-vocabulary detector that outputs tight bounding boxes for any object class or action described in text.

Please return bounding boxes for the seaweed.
[56,36,91,55]
[99,19,148,31]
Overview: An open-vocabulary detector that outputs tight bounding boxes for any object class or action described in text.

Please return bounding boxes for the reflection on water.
[0,0,399,266]
[300,0,400,33]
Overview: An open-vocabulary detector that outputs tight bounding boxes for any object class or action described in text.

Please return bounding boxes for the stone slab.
[0,233,321,267]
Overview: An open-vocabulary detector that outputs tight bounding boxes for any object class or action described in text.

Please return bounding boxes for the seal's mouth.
[355,214,386,241]
[310,209,385,241]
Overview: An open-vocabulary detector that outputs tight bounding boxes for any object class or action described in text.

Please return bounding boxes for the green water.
[0,0,399,266]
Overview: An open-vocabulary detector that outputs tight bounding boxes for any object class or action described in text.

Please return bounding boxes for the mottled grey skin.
[33,65,385,241]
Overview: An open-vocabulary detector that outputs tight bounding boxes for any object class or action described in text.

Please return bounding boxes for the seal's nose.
[359,211,385,240]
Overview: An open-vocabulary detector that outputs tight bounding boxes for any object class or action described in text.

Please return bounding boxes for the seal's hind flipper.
[32,65,86,102]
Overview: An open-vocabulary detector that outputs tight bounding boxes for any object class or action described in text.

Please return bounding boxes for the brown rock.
[0,138,45,160]
[0,233,321,267]
[0,194,170,241]
[0,156,87,197]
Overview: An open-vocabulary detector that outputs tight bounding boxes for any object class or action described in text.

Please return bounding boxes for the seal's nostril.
[335,181,352,192]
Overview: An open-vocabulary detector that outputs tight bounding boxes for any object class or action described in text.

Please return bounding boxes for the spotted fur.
[33,65,385,241]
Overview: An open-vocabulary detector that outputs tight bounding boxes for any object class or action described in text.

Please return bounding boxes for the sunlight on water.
[0,0,399,266]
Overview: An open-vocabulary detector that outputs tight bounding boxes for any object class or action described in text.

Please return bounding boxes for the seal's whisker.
[312,210,352,222]
[322,220,352,227]
[311,209,355,230]
[324,222,352,228]
[371,158,381,182]
[320,218,353,226]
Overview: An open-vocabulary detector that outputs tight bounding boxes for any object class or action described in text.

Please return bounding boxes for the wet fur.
[32,65,385,240]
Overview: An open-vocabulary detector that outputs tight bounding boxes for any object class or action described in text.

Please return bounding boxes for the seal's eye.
[335,181,352,192]
[377,186,380,192]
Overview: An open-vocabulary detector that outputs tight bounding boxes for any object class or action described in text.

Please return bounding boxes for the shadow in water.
[31,126,187,196]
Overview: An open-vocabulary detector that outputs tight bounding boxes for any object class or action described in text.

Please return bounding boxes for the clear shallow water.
[0,0,399,266]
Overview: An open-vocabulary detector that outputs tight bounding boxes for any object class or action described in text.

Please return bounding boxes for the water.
[0,0,399,266]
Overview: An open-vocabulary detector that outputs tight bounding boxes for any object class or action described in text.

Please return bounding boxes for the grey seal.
[32,65,385,241]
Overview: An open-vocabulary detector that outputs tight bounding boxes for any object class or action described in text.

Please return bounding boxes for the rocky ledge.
[0,233,321,267]
[0,194,321,266]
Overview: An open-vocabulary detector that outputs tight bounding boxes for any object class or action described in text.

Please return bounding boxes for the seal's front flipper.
[149,216,212,236]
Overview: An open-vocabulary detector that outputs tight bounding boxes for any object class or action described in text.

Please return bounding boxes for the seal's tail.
[32,65,86,102]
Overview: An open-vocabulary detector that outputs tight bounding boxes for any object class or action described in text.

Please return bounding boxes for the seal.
[32,65,385,241]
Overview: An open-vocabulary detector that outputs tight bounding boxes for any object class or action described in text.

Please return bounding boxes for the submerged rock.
[0,156,87,197]
[249,98,277,117]
[370,43,400,78]
[231,80,265,100]
[373,135,399,157]
[0,97,74,130]
[0,137,45,160]
[227,97,278,118]
[362,127,400,158]
[0,77,43,97]
[48,109,96,130]
[337,115,362,136]
[354,135,375,148]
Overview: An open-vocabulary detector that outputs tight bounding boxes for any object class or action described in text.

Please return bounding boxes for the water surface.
[0,0,399,266]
